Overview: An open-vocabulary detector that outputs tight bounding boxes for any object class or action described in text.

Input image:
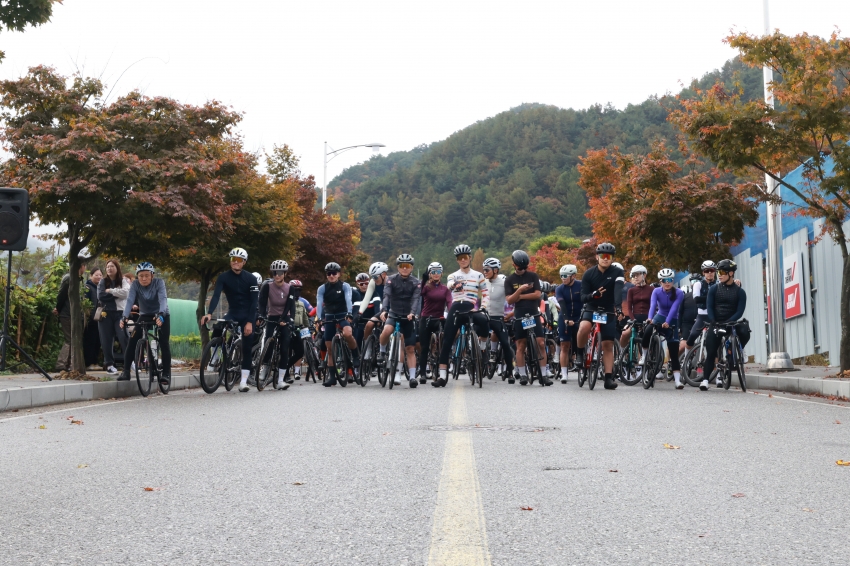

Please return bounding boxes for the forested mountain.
[329,58,764,270]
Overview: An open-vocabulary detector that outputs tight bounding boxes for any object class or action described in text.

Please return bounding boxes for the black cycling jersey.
[207,269,259,321]
[580,265,625,311]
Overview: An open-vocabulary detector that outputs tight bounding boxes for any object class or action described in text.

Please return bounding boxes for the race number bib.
[592,312,608,324]
[521,317,536,329]
[300,328,311,339]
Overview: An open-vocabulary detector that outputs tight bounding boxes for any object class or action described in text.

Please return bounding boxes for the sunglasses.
[703,269,716,274]
[456,254,470,261]
[483,268,492,273]
[326,271,339,276]
[661,278,674,283]
[271,270,286,276]
[398,263,413,269]
[357,281,369,286]
[718,270,731,276]
[230,257,245,264]
[430,270,442,275]
[561,274,571,279]
[598,253,613,260]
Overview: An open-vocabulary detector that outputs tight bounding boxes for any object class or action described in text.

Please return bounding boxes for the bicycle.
[641,322,665,389]
[682,326,709,388]
[485,318,512,380]
[326,316,358,387]
[359,317,384,387]
[578,307,612,390]
[516,313,546,386]
[710,322,747,392]
[385,316,416,389]
[449,311,485,388]
[199,319,244,394]
[423,316,444,382]
[131,317,168,397]
[254,317,291,391]
[617,319,645,386]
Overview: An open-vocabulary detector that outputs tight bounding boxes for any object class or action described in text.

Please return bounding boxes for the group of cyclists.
[120,241,752,395]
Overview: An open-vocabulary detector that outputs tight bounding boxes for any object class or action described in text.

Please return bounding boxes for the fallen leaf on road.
[382,432,392,436]
[731,493,746,498]
[698,533,709,538]
[37,425,46,429]
[70,420,83,425]
[753,391,759,395]
[142,487,163,491]
[77,464,88,469]
[802,508,815,512]
[768,394,774,398]
[836,420,842,425]
[663,443,680,449]
[723,410,730,412]
[836,460,850,466]
[66,416,73,420]
[609,469,618,473]
[520,506,533,511]
[293,482,304,486]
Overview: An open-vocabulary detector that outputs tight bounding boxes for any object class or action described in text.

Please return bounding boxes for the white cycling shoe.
[699,379,709,391]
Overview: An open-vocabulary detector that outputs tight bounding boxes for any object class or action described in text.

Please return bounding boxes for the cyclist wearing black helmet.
[702,259,750,391]
[576,242,625,390]
[505,250,553,386]
[316,261,357,387]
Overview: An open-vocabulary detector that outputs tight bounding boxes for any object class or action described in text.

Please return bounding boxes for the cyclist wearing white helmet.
[377,254,421,388]
[555,264,581,383]
[351,273,371,350]
[356,261,389,353]
[680,260,718,360]
[642,268,685,388]
[201,248,260,392]
[434,244,490,388]
[482,257,515,381]
[256,259,295,390]
[119,262,171,386]
[576,242,624,389]
[621,265,651,349]
[316,261,357,387]
[417,261,451,383]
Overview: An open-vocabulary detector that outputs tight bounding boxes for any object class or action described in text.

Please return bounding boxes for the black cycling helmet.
[511,250,530,270]
[717,259,737,273]
[325,262,341,273]
[596,242,616,255]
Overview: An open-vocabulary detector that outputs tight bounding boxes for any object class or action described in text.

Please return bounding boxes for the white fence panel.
[735,248,767,364]
[811,219,850,365]
[782,228,815,360]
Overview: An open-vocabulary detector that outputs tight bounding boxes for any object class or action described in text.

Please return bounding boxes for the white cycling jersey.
[485,274,507,317]
[447,268,489,310]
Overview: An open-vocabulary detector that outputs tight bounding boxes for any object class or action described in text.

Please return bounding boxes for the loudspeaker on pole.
[0,188,28,252]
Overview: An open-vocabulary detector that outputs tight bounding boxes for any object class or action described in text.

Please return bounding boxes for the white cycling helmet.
[483,257,501,270]
[701,260,717,271]
[560,264,577,277]
[427,262,443,272]
[630,264,647,276]
[229,247,248,261]
[369,262,389,279]
[252,272,263,285]
[612,262,624,271]
[135,261,155,275]
[270,259,289,272]
[658,268,675,280]
[453,244,472,256]
[396,253,414,265]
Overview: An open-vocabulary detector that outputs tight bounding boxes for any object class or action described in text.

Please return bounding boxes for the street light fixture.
[322,141,385,211]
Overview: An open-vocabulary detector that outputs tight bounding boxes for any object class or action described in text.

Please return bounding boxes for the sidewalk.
[744,363,849,399]
[0,369,201,412]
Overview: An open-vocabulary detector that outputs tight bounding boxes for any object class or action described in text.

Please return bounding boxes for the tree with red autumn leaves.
[577,142,764,277]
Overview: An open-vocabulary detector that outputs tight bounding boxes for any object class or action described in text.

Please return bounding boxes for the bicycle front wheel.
[155,340,168,395]
[588,338,601,390]
[387,334,399,390]
[733,337,747,391]
[199,338,223,394]
[135,339,152,397]
[256,336,276,391]
[224,338,241,391]
[618,343,641,386]
[469,331,483,388]
[429,333,441,381]
[331,335,348,388]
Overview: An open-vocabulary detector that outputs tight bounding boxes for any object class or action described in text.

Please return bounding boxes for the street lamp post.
[763,0,794,370]
[322,141,385,211]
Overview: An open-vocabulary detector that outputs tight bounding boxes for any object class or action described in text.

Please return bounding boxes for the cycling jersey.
[626,284,653,318]
[504,271,541,317]
[421,281,452,318]
[122,278,169,319]
[447,268,489,309]
[648,287,684,324]
[382,273,422,317]
[555,281,582,323]
[207,270,259,321]
[316,281,353,319]
[485,274,507,317]
[258,280,293,319]
[692,278,716,315]
[580,265,624,311]
[707,282,746,323]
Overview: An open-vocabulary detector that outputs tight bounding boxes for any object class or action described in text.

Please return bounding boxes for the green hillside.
[329,58,764,270]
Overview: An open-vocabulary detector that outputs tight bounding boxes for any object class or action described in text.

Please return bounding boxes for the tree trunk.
[35,315,47,354]
[67,248,86,374]
[197,271,212,347]
[840,254,850,372]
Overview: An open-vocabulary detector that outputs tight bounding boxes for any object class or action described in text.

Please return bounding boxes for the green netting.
[168,298,199,336]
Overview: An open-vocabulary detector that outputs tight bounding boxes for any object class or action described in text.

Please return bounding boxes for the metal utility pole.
[322,142,385,213]
[763,0,794,370]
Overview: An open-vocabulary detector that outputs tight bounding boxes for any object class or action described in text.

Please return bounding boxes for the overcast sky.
[2,0,849,243]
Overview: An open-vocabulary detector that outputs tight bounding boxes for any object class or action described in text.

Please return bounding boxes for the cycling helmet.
[252,272,263,285]
[369,261,389,278]
[483,257,501,270]
[396,253,414,265]
[596,242,616,255]
[289,279,303,288]
[612,262,624,271]
[701,260,717,270]
[453,244,472,256]
[717,259,737,272]
[356,272,370,283]
[560,264,577,277]
[540,281,552,293]
[270,259,289,272]
[229,247,248,261]
[427,262,443,272]
[135,261,155,275]
[658,268,675,280]
[630,265,647,276]
[325,262,341,272]
[511,250,530,269]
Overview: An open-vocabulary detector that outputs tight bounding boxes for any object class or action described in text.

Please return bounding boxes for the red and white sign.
[783,253,805,319]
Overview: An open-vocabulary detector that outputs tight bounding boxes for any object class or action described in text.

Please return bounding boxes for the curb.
[746,373,850,399]
[0,373,202,412]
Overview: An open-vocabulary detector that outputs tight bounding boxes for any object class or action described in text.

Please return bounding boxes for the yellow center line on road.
[427,381,491,566]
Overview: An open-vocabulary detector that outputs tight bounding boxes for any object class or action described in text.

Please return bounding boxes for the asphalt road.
[2,374,849,565]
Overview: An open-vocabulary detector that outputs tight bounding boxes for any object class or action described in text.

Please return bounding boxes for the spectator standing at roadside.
[84,268,103,369]
[52,261,86,372]
[98,259,130,374]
